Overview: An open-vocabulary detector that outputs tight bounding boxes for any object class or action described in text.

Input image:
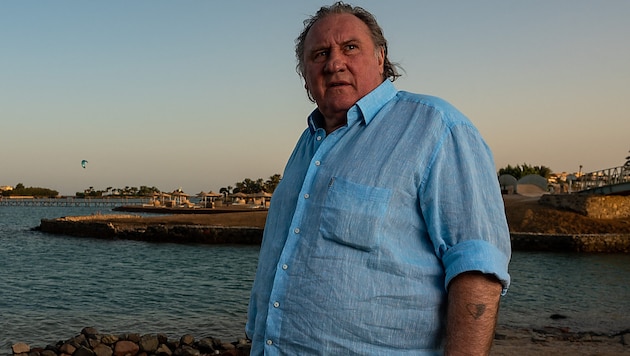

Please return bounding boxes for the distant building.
[0,185,13,192]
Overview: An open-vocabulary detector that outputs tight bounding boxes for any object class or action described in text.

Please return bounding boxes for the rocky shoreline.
[510,232,630,253]
[33,194,630,252]
[16,195,627,355]
[10,327,251,356]
[36,215,264,245]
[10,325,629,356]
[36,214,630,252]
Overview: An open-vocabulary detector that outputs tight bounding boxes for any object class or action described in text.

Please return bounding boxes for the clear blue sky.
[2,1,629,196]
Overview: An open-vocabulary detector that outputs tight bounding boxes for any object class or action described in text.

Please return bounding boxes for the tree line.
[76,185,161,198]
[497,163,552,180]
[72,174,283,198]
[1,183,59,198]
[220,174,282,195]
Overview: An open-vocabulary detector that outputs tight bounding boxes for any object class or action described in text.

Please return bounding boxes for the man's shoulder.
[395,91,457,112]
[393,91,469,125]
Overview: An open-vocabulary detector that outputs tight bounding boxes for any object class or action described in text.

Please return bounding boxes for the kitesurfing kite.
[81,160,88,169]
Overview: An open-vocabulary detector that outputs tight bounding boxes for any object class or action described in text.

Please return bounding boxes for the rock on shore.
[11,327,251,356]
[11,326,630,356]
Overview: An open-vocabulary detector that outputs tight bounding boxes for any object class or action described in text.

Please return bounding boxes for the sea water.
[1,206,629,353]
[498,250,630,333]
[0,205,258,351]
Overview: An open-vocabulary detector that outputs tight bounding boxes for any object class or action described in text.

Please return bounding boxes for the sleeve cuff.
[442,239,511,295]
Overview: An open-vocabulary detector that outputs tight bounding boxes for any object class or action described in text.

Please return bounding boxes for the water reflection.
[499,251,630,333]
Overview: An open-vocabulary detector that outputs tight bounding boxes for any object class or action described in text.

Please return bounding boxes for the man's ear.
[378,47,385,75]
[304,82,315,103]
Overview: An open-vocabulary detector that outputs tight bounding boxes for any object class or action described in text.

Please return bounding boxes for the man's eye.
[313,51,328,62]
[346,44,357,51]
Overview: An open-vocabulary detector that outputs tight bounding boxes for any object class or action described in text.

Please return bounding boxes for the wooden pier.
[0,197,149,207]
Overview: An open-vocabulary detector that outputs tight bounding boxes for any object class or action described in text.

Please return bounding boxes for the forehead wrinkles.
[304,14,371,52]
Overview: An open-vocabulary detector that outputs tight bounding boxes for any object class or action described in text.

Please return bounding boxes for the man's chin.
[322,95,358,111]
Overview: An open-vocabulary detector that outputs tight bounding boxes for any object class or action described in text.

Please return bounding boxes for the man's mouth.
[329,81,349,88]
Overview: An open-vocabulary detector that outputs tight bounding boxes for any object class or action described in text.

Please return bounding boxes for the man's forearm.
[444,272,503,355]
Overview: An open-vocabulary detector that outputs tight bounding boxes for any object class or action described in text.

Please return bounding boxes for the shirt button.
[316,135,322,141]
[273,301,280,308]
[282,264,288,270]
[314,160,321,166]
[304,193,310,199]
[294,227,300,234]
[266,339,273,345]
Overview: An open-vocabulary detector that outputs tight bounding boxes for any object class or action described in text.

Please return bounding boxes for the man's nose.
[324,51,345,73]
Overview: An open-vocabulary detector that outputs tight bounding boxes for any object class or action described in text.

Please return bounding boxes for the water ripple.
[1,206,259,351]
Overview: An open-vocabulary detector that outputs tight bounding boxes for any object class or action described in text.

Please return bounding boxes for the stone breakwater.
[510,232,630,253]
[539,194,630,219]
[37,215,630,252]
[10,327,251,356]
[37,216,263,245]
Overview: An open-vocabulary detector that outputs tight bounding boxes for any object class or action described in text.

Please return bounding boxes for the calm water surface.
[0,206,258,351]
[1,205,628,353]
[499,250,629,333]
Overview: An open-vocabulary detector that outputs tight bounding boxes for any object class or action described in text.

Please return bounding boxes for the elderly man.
[247,2,511,355]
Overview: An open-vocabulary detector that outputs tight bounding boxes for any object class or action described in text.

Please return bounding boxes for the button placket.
[263,125,337,350]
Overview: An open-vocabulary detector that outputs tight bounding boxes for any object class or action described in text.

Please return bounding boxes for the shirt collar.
[307,80,397,133]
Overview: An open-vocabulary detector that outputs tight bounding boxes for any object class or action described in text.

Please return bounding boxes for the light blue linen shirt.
[246,80,511,355]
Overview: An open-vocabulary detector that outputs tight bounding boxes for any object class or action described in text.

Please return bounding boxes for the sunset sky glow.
[2,0,629,195]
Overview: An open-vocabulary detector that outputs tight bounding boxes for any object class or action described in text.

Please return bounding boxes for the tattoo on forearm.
[466,303,487,319]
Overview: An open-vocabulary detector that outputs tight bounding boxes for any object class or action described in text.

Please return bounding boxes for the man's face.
[303,13,385,121]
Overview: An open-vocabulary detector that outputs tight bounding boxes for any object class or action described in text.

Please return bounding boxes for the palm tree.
[264,174,282,193]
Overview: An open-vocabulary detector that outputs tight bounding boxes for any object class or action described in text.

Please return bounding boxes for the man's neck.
[324,117,347,134]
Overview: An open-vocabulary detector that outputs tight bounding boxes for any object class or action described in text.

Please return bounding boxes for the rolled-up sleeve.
[442,239,511,294]
[421,118,511,294]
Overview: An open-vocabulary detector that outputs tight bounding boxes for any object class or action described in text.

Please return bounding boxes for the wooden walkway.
[0,198,148,207]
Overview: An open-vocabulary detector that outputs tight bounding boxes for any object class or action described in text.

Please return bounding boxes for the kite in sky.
[81,160,88,169]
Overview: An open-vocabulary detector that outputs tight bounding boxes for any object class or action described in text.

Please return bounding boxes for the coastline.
[491,325,629,355]
[35,201,630,252]
[14,194,629,354]
[11,325,629,355]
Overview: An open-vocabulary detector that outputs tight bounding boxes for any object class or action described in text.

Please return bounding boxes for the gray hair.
[295,1,401,82]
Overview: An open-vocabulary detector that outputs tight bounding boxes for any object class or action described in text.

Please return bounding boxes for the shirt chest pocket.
[320,177,392,252]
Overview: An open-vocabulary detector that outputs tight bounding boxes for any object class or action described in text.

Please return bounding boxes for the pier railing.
[576,165,630,192]
[0,197,150,207]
